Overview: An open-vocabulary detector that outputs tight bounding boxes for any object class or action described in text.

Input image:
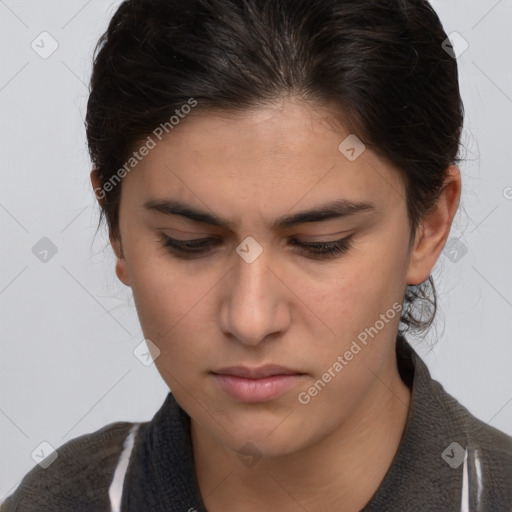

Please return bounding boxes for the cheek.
[293,251,403,336]
[287,240,406,376]
[125,234,198,333]
[132,274,209,391]
[126,251,217,381]
[292,269,404,440]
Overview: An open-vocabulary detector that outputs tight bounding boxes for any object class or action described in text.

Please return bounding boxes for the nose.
[219,247,291,346]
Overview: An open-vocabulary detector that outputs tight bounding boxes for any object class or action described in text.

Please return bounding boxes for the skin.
[91,95,461,512]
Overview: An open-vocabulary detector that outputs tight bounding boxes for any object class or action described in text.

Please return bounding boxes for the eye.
[160,235,220,258]
[289,235,354,259]
[159,234,355,259]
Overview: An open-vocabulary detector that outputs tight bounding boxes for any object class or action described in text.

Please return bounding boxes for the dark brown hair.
[86,0,464,338]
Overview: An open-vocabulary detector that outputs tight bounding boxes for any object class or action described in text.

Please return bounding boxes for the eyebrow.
[143,198,377,231]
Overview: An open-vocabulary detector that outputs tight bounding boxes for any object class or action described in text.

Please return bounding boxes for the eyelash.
[159,234,354,259]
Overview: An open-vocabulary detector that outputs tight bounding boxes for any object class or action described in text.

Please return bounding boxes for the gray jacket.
[2,334,512,511]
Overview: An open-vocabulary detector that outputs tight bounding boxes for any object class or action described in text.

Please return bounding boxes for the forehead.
[164,98,351,163]
[122,97,406,217]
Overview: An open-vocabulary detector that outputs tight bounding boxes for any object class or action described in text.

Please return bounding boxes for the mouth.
[211,365,307,402]
[212,364,305,379]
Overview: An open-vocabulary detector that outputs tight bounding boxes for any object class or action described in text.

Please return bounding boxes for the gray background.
[1,0,511,501]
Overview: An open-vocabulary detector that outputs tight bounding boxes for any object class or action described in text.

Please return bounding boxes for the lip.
[212,364,303,379]
[211,365,306,402]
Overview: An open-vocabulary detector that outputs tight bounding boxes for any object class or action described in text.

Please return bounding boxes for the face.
[101,96,435,458]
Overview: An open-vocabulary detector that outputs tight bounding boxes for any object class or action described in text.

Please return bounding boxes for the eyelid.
[158,228,352,239]
[159,232,355,260]
[292,230,351,241]
[160,234,351,244]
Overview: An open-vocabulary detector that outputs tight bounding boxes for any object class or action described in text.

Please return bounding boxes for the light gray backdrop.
[1,0,511,501]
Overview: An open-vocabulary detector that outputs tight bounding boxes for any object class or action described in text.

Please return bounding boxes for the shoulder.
[400,337,512,504]
[427,373,512,503]
[428,374,512,450]
[402,336,512,455]
[1,421,143,512]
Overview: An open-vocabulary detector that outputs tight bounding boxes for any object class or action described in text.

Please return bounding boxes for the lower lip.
[212,374,306,402]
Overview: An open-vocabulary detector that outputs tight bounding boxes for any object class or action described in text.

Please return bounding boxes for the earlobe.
[406,165,461,286]
[110,232,131,287]
[115,258,131,287]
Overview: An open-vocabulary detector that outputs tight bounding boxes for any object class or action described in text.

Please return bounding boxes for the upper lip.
[212,364,304,379]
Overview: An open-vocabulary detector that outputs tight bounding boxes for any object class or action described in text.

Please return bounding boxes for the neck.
[191,352,411,512]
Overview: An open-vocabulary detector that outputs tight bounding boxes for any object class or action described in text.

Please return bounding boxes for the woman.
[3,0,511,510]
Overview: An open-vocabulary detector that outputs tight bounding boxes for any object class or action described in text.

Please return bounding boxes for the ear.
[90,167,106,208]
[90,168,131,287]
[111,232,131,288]
[406,165,461,285]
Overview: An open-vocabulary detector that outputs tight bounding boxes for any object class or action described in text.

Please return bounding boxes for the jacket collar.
[362,333,463,510]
